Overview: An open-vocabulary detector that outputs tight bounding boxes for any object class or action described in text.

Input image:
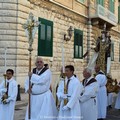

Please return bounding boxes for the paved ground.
[14,93,120,120]
[14,93,28,120]
[14,106,26,120]
[106,107,120,120]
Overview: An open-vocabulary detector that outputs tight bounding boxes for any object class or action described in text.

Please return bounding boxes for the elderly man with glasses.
[25,57,58,120]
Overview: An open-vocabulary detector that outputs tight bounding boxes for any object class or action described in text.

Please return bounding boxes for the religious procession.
[0,0,120,120]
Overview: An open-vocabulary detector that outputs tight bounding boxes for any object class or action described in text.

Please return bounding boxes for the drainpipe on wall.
[15,0,18,81]
[87,0,92,64]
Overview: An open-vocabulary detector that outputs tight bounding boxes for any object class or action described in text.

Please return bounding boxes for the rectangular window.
[119,43,120,62]
[118,6,120,24]
[77,0,84,3]
[111,42,114,61]
[96,0,104,6]
[38,18,53,57]
[109,0,115,13]
[74,29,83,59]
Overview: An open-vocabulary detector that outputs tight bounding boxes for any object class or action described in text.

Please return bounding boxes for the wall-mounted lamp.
[64,26,74,41]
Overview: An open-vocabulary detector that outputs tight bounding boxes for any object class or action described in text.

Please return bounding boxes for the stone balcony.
[89,4,118,28]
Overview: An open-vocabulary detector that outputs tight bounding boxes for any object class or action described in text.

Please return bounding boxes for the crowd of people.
[0,57,120,120]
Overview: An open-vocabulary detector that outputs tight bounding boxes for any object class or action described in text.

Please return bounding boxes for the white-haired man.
[25,57,58,120]
[79,68,98,120]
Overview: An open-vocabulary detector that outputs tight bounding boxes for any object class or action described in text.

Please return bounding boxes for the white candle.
[62,40,65,73]
[4,47,7,73]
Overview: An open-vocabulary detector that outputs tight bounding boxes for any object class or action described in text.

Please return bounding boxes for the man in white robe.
[115,82,120,109]
[0,69,18,120]
[57,65,83,120]
[79,68,98,120]
[107,92,113,109]
[25,57,58,120]
[95,65,107,120]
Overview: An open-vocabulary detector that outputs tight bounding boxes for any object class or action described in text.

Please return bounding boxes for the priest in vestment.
[57,65,83,120]
[95,65,107,120]
[79,68,98,120]
[25,57,58,120]
[0,69,18,120]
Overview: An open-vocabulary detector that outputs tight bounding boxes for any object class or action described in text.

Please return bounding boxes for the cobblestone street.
[14,94,120,120]
[14,106,26,120]
[14,106,120,120]
[106,108,120,120]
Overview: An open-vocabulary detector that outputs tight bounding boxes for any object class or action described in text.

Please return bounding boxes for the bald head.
[36,57,44,63]
[95,65,100,73]
[35,57,44,70]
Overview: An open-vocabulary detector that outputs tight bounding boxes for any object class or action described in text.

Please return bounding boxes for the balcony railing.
[89,4,118,26]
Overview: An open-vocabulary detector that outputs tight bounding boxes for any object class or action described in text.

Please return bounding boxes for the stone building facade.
[0,0,120,91]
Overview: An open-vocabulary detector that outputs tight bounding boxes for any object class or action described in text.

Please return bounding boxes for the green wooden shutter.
[109,0,114,13]
[119,43,120,62]
[96,0,104,6]
[46,24,53,56]
[111,42,114,61]
[74,31,79,58]
[79,34,83,58]
[118,6,120,24]
[78,0,84,3]
[38,18,53,57]
[74,29,83,59]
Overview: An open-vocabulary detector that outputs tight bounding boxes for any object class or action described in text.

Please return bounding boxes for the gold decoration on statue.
[106,75,120,93]
[96,39,106,73]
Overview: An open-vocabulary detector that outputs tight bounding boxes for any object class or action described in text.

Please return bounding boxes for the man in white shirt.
[0,69,18,120]
[79,68,98,120]
[57,65,83,120]
[25,57,58,120]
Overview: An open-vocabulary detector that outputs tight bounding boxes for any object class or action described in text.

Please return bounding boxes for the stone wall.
[0,0,18,82]
[0,0,88,89]
[110,30,120,80]
[16,0,88,88]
